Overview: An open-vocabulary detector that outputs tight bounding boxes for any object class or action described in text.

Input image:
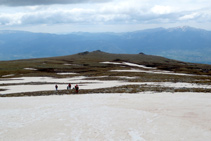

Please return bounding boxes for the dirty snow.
[111,69,198,76]
[101,61,199,76]
[2,74,15,77]
[24,68,37,71]
[101,61,122,65]
[115,76,139,79]
[57,72,77,75]
[101,61,156,69]
[0,93,211,140]
[122,62,156,69]
[0,76,211,94]
[0,76,86,84]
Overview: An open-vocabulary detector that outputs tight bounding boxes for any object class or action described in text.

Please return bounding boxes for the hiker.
[55,84,58,91]
[68,83,71,89]
[75,84,79,93]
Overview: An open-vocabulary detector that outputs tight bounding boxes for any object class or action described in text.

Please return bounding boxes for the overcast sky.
[0,0,210,33]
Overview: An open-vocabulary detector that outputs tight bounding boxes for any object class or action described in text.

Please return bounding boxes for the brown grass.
[0,51,211,97]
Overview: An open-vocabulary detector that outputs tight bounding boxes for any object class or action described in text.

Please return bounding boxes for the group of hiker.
[55,83,79,93]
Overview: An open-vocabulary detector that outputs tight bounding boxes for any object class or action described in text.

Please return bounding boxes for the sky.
[0,0,210,33]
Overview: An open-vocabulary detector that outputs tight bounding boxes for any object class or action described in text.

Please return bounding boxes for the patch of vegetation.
[0,89,6,92]
[0,51,211,97]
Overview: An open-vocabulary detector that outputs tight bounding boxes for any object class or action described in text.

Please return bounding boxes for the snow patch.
[57,72,77,75]
[101,61,198,76]
[101,61,122,65]
[64,64,72,66]
[24,68,37,71]
[111,69,197,76]
[128,130,146,141]
[0,76,211,94]
[115,76,138,79]
[2,74,15,77]
[101,61,156,69]
[122,62,156,69]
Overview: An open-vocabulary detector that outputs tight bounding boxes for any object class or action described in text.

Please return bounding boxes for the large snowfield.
[0,62,211,140]
[0,93,211,141]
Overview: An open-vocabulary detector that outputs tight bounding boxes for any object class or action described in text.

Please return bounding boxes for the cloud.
[0,0,210,32]
[151,5,172,14]
[0,13,24,25]
[0,2,209,26]
[179,13,200,20]
[0,0,110,6]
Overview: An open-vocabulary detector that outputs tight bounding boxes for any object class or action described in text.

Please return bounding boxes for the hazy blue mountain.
[0,26,211,64]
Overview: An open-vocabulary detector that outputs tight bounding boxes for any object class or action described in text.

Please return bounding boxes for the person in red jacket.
[67,83,71,90]
[75,84,79,93]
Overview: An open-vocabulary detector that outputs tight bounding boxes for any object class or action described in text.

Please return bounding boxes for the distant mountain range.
[0,26,211,64]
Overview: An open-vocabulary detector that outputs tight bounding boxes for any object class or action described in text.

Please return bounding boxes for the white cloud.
[151,5,172,15]
[179,13,200,20]
[0,0,210,32]
[0,13,24,25]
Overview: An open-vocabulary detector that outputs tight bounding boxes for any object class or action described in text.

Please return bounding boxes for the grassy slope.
[0,51,211,96]
[0,50,211,77]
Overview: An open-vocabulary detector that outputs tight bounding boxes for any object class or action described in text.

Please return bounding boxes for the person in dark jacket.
[75,84,79,93]
[55,84,58,91]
